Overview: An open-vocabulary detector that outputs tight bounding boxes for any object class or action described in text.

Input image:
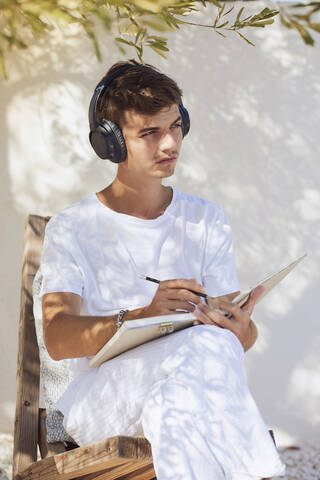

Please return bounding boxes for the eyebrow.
[138,115,182,134]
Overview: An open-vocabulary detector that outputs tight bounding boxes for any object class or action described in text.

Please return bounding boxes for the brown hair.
[96,59,183,127]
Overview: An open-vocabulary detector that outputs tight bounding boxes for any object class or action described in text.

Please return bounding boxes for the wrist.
[116,309,129,330]
[243,320,258,352]
[125,305,151,321]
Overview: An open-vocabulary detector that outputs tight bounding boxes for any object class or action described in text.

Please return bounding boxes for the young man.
[40,60,285,479]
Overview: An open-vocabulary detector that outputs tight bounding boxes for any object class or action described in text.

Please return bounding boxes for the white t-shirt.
[40,188,240,380]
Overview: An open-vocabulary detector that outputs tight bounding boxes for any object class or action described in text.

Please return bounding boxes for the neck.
[97,176,172,220]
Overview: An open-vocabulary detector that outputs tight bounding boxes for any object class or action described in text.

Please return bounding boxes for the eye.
[141,130,156,137]
[172,123,182,129]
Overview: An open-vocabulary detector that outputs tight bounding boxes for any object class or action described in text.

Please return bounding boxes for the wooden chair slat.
[17,436,154,480]
[115,464,156,480]
[80,463,156,480]
[13,215,48,479]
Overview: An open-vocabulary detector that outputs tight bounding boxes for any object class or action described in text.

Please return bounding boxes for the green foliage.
[0,1,319,79]
[279,1,320,46]
[178,4,279,46]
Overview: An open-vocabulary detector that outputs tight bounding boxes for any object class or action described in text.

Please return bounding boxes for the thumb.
[242,285,265,316]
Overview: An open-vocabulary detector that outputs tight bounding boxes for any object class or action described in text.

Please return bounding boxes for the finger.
[194,304,220,326]
[161,278,206,295]
[242,285,265,315]
[166,300,195,313]
[199,303,245,332]
[206,296,220,310]
[166,288,202,305]
[215,300,242,319]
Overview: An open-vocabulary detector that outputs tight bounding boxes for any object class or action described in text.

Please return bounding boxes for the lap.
[58,324,243,445]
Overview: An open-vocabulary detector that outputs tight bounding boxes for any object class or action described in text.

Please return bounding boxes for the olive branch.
[0,0,319,79]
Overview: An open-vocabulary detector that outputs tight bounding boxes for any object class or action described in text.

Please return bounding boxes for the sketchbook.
[89,253,306,367]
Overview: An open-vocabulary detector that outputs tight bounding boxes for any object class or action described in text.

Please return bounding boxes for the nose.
[159,129,179,152]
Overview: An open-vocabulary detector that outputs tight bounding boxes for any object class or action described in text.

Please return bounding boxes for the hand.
[143,278,206,317]
[193,286,265,349]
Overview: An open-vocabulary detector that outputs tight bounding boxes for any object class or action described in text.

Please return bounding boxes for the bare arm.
[42,292,154,360]
[42,278,205,360]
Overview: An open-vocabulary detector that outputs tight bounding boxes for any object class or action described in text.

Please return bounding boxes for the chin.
[154,163,176,176]
[156,168,175,179]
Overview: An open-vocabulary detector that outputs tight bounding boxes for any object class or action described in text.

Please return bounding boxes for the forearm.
[45,306,149,360]
[243,320,258,352]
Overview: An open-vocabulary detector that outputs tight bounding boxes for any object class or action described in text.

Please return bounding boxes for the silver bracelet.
[116,309,129,330]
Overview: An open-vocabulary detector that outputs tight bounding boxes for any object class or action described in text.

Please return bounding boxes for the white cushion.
[33,269,75,443]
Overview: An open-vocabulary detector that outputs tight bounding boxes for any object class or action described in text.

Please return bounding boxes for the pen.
[138,274,208,300]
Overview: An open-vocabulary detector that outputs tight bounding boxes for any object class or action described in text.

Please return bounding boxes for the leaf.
[169,1,197,10]
[133,0,166,14]
[216,30,226,38]
[141,18,171,32]
[236,31,255,46]
[5,34,28,49]
[115,36,133,46]
[0,46,7,79]
[236,7,244,24]
[218,3,225,20]
[292,2,320,8]
[23,11,50,35]
[212,0,222,7]
[159,12,181,30]
[292,21,314,45]
[250,8,279,22]
[223,5,234,17]
[280,16,294,29]
[84,27,102,61]
[217,20,229,29]
[248,19,275,28]
[135,27,146,43]
[122,21,140,35]
[308,22,320,33]
[147,35,168,42]
[146,39,169,51]
[149,44,168,59]
[95,7,112,30]
[48,9,79,24]
[291,13,311,22]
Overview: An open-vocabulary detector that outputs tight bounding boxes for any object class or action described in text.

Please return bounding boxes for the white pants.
[58,325,285,480]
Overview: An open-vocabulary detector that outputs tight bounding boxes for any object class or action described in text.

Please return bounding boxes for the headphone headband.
[89,64,140,130]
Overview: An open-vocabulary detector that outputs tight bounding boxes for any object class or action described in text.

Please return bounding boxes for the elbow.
[44,334,63,361]
[43,317,65,361]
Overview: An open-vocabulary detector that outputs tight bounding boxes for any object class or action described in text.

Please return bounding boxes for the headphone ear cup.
[89,120,127,163]
[179,104,190,137]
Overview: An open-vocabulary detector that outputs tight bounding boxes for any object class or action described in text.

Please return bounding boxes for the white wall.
[1,2,319,446]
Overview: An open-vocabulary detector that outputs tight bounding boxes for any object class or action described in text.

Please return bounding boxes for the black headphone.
[89,63,190,163]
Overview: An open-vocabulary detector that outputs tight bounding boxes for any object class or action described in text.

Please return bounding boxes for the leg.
[141,377,226,480]
[142,326,285,480]
[59,325,285,479]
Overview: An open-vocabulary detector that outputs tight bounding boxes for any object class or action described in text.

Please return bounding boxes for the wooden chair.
[12,214,275,480]
[13,214,156,480]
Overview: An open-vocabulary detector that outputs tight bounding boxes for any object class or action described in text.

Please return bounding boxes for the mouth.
[156,157,177,164]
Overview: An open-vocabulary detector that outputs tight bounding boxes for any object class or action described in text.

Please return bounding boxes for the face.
[119,104,183,180]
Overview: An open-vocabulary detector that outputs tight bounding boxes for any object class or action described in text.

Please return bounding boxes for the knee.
[186,325,243,359]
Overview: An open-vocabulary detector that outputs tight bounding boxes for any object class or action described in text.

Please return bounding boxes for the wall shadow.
[0,1,319,443]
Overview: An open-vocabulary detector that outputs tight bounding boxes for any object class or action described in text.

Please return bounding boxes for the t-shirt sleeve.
[202,206,240,297]
[39,215,84,297]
